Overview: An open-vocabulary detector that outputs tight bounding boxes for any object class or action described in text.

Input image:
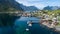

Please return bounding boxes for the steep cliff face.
[0,0,39,12]
[0,0,39,26]
[0,0,22,26]
[0,0,23,11]
[7,0,23,10]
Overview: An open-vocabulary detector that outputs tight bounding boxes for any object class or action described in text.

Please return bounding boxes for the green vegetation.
[32,10,60,16]
[0,2,23,26]
[32,10,60,26]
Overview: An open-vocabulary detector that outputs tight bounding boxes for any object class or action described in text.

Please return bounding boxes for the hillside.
[43,6,60,10]
[0,0,23,26]
[20,4,39,11]
[0,0,23,12]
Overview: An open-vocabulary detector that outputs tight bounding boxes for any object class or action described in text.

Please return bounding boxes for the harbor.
[14,16,60,34]
[0,0,60,34]
[13,11,60,34]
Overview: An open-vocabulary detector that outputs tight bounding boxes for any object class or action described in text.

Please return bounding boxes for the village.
[21,10,60,32]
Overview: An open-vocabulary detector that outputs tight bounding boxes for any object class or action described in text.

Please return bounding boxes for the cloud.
[33,3,47,9]
[15,0,60,9]
[15,0,49,9]
[28,0,40,1]
[16,0,33,6]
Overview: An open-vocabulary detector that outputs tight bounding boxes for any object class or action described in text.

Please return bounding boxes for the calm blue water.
[0,17,59,34]
[14,17,59,34]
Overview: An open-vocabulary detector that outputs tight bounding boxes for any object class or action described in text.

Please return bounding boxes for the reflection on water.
[0,17,59,34]
[14,17,59,34]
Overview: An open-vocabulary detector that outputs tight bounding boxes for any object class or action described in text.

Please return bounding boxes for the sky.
[15,0,60,9]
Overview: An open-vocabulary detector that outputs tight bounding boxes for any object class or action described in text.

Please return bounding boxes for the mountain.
[27,6,39,11]
[0,0,39,26]
[43,6,60,10]
[0,0,23,26]
[0,0,23,12]
[19,4,39,11]
[0,0,39,12]
[7,0,39,11]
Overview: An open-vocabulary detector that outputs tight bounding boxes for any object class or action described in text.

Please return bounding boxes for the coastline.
[40,23,60,34]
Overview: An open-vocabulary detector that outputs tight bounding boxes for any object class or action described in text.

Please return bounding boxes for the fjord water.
[14,17,58,34]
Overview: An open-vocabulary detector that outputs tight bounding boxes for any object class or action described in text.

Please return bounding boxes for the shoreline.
[40,23,60,34]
